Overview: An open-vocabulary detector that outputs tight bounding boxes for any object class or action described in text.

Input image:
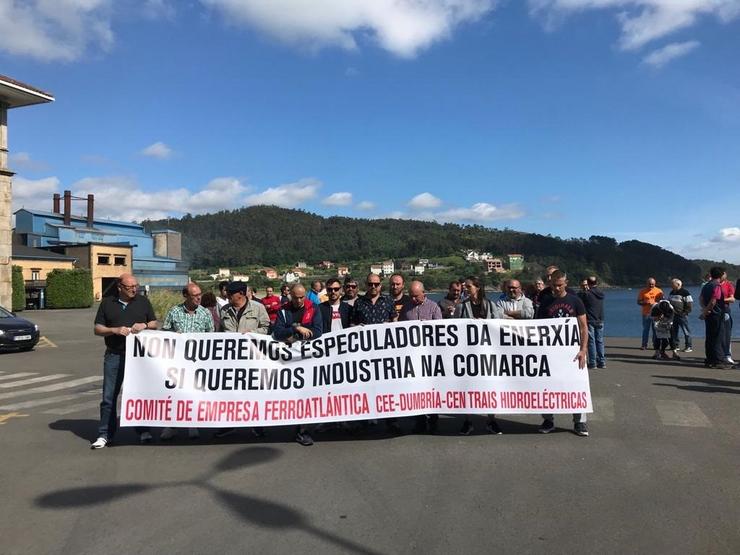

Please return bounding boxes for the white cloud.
[200,0,496,58]
[714,227,740,242]
[0,0,114,62]
[9,152,49,172]
[244,178,321,208]
[529,0,740,51]
[140,141,175,159]
[323,192,353,206]
[356,201,376,211]
[436,202,524,222]
[408,192,442,209]
[142,0,176,20]
[642,40,700,68]
[12,176,61,213]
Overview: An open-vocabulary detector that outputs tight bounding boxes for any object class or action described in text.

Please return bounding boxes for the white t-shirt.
[216,296,229,308]
[331,301,343,332]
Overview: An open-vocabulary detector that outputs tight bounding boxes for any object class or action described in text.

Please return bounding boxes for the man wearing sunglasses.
[320,278,353,333]
[91,273,157,449]
[342,277,359,306]
[352,273,400,434]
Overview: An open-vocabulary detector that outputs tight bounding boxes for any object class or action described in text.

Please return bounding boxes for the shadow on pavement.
[34,446,382,555]
[652,374,740,395]
[48,419,98,442]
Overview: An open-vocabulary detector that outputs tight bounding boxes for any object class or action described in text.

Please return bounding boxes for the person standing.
[536,270,590,437]
[261,286,282,331]
[91,273,158,449]
[667,278,693,353]
[637,277,664,350]
[341,276,360,306]
[160,283,214,441]
[320,278,353,333]
[279,284,291,305]
[216,280,230,308]
[495,279,534,320]
[454,276,503,435]
[401,280,443,433]
[699,267,728,368]
[388,273,410,322]
[578,276,606,369]
[273,283,323,446]
[307,280,323,305]
[438,280,462,319]
[719,271,735,364]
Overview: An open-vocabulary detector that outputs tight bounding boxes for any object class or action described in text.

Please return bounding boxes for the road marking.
[36,336,57,348]
[655,400,712,427]
[0,374,69,389]
[0,390,99,411]
[44,399,101,415]
[0,412,29,425]
[0,373,37,381]
[589,397,614,422]
[0,376,102,401]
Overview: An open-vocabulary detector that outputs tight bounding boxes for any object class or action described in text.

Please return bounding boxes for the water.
[426,286,740,339]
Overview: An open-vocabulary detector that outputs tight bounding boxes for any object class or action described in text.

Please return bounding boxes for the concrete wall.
[0,104,11,309]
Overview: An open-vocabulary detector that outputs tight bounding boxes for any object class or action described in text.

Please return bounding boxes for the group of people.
[637,268,738,369]
[90,266,595,449]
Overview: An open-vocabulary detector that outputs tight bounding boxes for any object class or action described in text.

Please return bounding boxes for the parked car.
[0,306,40,351]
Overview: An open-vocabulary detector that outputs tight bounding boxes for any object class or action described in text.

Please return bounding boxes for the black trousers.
[704,313,724,365]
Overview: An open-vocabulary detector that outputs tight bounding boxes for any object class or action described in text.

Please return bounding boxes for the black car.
[0,306,40,351]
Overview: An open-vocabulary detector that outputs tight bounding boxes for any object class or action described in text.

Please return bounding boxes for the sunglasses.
[345,284,358,289]
[367,282,381,287]
[327,287,341,292]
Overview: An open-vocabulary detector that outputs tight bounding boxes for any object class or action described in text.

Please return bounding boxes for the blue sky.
[2,0,740,262]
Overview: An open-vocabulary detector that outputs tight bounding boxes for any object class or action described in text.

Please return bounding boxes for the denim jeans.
[670,314,692,350]
[722,313,733,358]
[587,323,606,367]
[641,314,655,348]
[98,350,148,440]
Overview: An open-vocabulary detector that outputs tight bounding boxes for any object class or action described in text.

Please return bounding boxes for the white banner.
[120,318,592,427]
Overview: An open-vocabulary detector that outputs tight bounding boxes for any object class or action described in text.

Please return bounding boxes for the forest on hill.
[144,206,705,286]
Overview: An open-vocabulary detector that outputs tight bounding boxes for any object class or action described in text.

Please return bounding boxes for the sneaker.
[139,431,153,444]
[160,427,176,441]
[538,419,555,434]
[214,428,235,439]
[486,419,503,435]
[597,363,606,369]
[640,345,647,350]
[188,428,200,440]
[652,352,660,359]
[671,352,681,361]
[251,427,266,438]
[90,437,108,449]
[459,420,474,436]
[725,357,736,365]
[683,347,693,353]
[574,422,589,437]
[295,431,314,446]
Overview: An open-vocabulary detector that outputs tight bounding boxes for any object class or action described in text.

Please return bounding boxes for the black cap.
[226,281,247,295]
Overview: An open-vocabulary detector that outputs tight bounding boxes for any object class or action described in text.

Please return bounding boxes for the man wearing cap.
[220,281,270,334]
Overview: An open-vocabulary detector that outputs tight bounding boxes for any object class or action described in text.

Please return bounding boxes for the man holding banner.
[274,283,324,445]
[536,270,590,437]
[91,273,157,449]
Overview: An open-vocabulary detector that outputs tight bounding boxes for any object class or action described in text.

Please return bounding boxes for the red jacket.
[261,295,282,323]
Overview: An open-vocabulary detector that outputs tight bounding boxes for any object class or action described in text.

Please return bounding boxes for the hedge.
[46,269,94,309]
[11,265,25,312]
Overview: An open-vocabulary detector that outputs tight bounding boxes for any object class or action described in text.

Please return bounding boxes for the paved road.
[1,307,739,554]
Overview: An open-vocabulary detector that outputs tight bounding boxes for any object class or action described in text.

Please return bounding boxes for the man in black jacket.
[578,276,606,369]
[320,278,353,333]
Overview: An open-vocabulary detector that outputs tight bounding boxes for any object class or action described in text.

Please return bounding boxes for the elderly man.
[273,283,323,446]
[637,277,664,350]
[91,273,158,449]
[494,279,534,320]
[342,276,360,306]
[216,281,269,439]
[401,280,443,433]
[160,282,213,441]
[667,278,693,353]
[220,281,270,334]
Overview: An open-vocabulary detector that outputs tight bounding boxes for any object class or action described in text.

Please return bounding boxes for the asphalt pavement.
[1,306,739,554]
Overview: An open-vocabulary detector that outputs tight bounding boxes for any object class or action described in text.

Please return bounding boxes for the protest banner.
[120,318,592,427]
